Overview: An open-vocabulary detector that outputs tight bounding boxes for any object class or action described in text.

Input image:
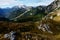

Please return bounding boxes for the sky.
[0,0,54,8]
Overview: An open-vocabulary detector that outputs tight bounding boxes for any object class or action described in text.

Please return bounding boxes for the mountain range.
[0,5,45,21]
[0,5,35,17]
[0,5,28,17]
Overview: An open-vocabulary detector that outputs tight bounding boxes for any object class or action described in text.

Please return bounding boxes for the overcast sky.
[0,0,54,8]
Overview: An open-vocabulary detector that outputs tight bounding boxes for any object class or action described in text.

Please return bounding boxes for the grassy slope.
[0,9,60,40]
[42,9,60,40]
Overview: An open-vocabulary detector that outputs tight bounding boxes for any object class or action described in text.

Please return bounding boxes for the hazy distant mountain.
[0,5,41,21]
[0,8,11,17]
[0,8,4,17]
[0,5,27,17]
[8,6,27,19]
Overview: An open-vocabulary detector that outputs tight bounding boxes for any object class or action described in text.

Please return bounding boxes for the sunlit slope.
[41,9,60,40]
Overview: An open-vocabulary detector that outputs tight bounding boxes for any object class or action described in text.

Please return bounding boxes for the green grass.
[15,13,47,22]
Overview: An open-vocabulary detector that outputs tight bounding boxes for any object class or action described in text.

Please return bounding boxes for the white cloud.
[28,0,55,7]
[18,0,54,7]
[0,0,23,8]
[0,0,55,8]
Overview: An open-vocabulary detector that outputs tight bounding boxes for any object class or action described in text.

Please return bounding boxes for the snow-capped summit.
[18,5,27,8]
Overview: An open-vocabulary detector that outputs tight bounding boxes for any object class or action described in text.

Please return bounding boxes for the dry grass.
[53,16,60,22]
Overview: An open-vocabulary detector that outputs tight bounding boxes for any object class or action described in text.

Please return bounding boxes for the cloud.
[27,0,55,6]
[0,0,55,8]
[0,0,23,8]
